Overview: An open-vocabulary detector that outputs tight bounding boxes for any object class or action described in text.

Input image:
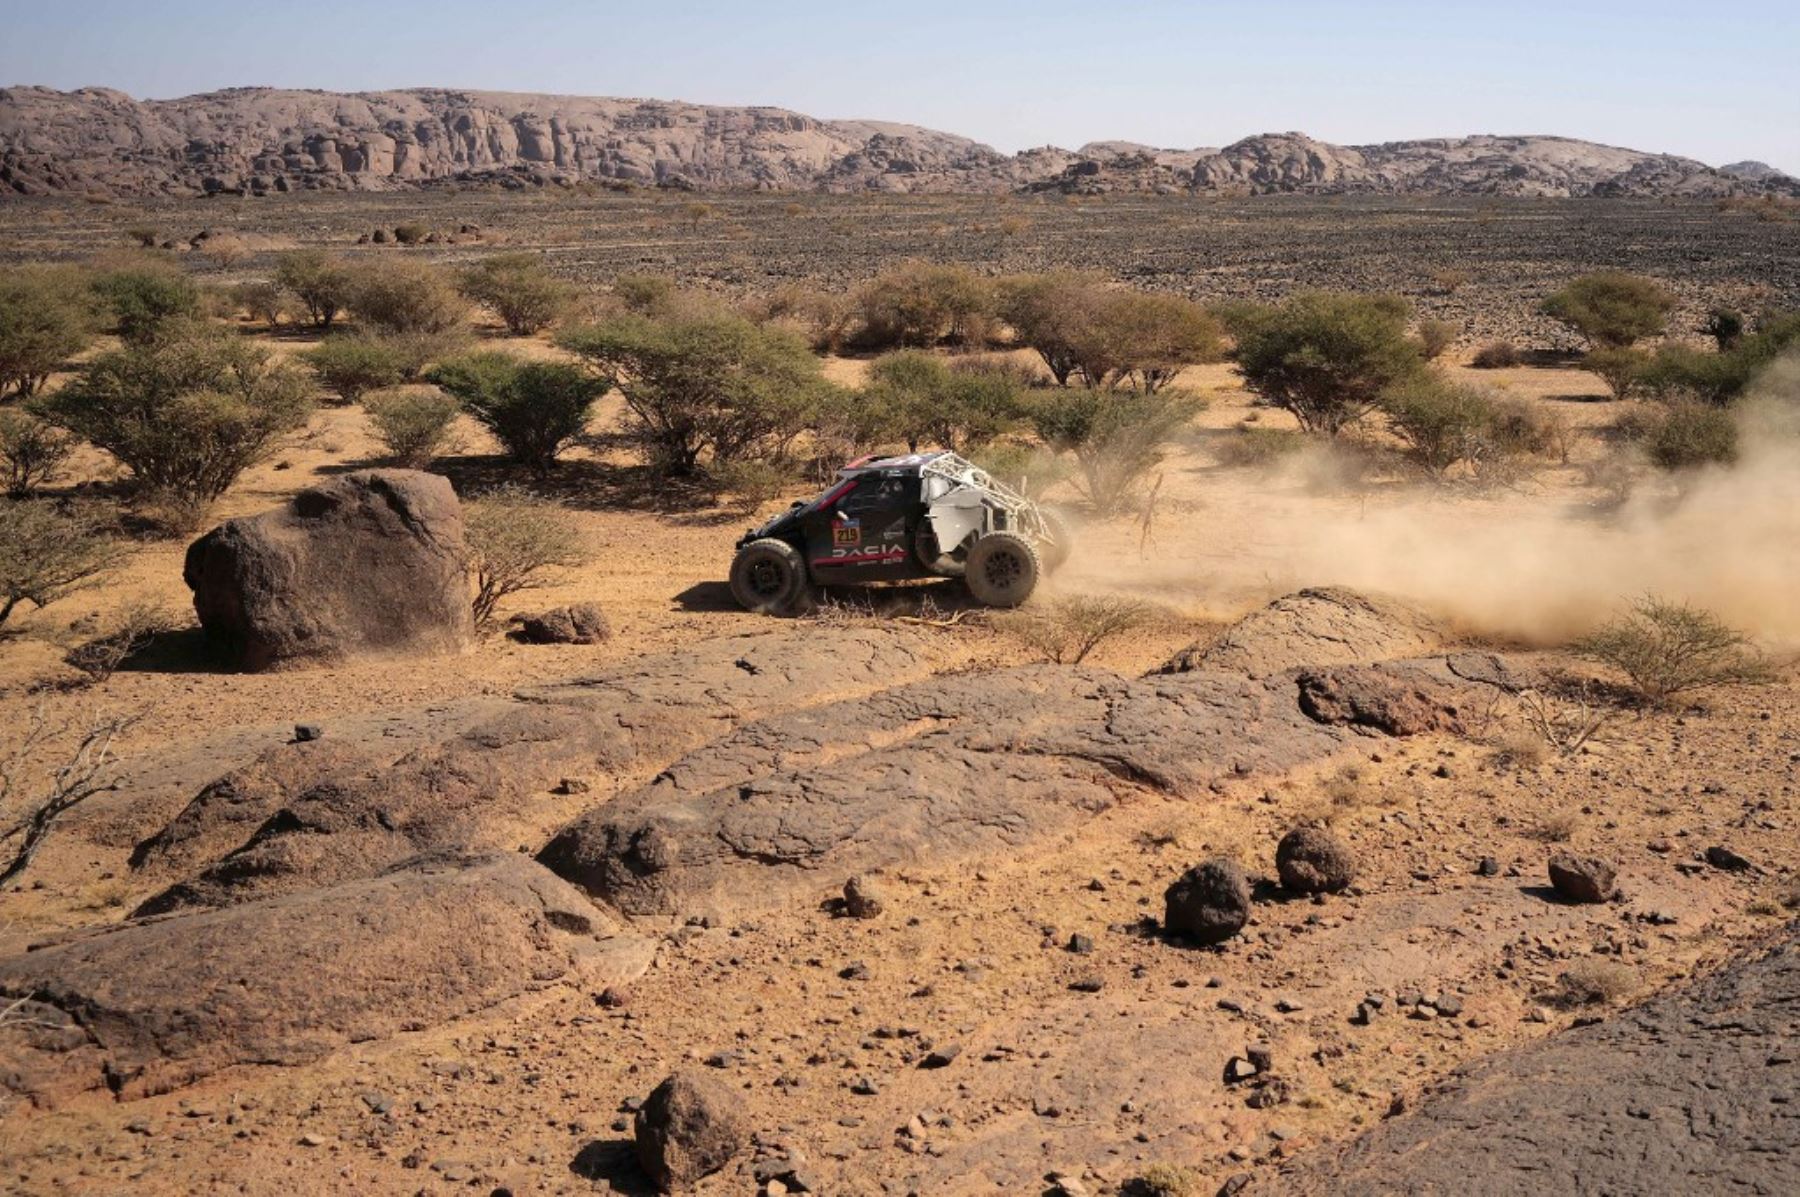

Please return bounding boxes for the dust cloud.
[1066,358,1800,647]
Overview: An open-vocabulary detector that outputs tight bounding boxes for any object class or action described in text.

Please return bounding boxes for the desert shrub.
[428,352,606,473]
[996,272,1107,386]
[1215,424,1309,467]
[1636,344,1755,405]
[1379,372,1503,474]
[1577,596,1774,707]
[1415,318,1458,361]
[560,313,828,476]
[852,261,994,351]
[274,249,355,330]
[1428,268,1471,295]
[0,500,121,630]
[1131,1163,1205,1197]
[1488,396,1570,462]
[301,336,407,404]
[0,265,96,398]
[1581,346,1649,399]
[707,457,798,510]
[1232,292,1422,435]
[848,351,1025,452]
[0,410,77,498]
[612,273,679,317]
[457,253,575,336]
[1031,388,1201,515]
[1470,340,1522,369]
[90,260,202,344]
[33,323,313,515]
[385,329,471,382]
[1634,401,1738,471]
[463,486,590,627]
[1553,960,1638,1007]
[64,600,174,683]
[1541,272,1675,348]
[233,280,286,327]
[392,222,430,246]
[365,389,462,468]
[345,260,465,334]
[1704,307,1744,351]
[743,284,854,354]
[998,594,1159,664]
[1070,291,1225,392]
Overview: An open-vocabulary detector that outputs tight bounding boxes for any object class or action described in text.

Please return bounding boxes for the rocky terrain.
[2,85,1794,199]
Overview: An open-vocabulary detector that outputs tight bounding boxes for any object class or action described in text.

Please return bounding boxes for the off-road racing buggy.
[729,451,1069,614]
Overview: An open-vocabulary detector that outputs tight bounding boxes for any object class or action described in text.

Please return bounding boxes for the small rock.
[293,724,323,743]
[1069,976,1105,993]
[1067,933,1094,954]
[1476,856,1501,877]
[1548,852,1617,903]
[1163,858,1252,945]
[1705,845,1753,872]
[921,1045,961,1069]
[1277,827,1357,894]
[843,875,886,919]
[634,1071,749,1191]
[299,1133,325,1147]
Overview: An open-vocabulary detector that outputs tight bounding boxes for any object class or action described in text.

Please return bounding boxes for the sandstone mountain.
[1,85,1792,199]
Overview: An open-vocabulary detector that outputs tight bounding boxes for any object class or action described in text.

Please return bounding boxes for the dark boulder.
[184,470,472,670]
[1548,851,1617,903]
[634,1070,749,1191]
[1276,827,1357,894]
[1164,859,1252,944]
[514,603,611,645]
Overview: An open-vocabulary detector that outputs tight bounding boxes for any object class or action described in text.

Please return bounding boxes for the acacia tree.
[997,272,1106,386]
[0,266,95,398]
[1072,291,1224,392]
[274,249,357,331]
[1232,292,1422,434]
[1541,272,1675,349]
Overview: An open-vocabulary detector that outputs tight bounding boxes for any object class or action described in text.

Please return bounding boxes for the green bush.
[1636,313,1800,405]
[743,284,854,354]
[458,253,575,336]
[1582,346,1649,399]
[1215,424,1309,468]
[1069,291,1224,392]
[1415,318,1458,361]
[1031,388,1202,515]
[612,273,679,318]
[849,351,1025,452]
[33,323,313,515]
[559,313,827,476]
[0,410,77,498]
[0,499,121,630]
[1643,401,1738,471]
[90,260,202,344]
[1380,373,1502,474]
[1540,272,1674,348]
[274,249,356,330]
[385,330,472,382]
[1704,307,1744,350]
[233,281,286,327]
[302,336,407,404]
[365,389,462,469]
[996,272,1106,386]
[1232,292,1422,435]
[852,261,994,351]
[429,353,607,473]
[345,260,465,334]
[0,265,96,399]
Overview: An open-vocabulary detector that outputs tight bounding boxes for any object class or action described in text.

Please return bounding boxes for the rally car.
[728,451,1068,614]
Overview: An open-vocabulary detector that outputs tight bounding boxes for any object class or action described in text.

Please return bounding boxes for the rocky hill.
[1,85,1792,199]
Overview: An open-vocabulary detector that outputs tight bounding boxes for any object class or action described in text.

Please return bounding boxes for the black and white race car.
[728,451,1069,614]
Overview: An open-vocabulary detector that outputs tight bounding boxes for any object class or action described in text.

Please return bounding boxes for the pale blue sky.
[2,1,1795,171]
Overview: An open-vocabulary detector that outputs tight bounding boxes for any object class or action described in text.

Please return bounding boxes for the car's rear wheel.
[729,538,809,615]
[964,532,1040,607]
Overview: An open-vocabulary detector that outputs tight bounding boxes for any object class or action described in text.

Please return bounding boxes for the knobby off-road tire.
[964,532,1040,608]
[729,538,809,615]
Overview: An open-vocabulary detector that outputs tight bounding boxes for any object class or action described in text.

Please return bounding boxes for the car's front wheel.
[964,532,1040,607]
[729,538,809,615]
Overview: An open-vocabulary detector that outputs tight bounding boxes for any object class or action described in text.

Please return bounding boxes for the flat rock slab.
[128,627,936,914]
[1262,924,1800,1196]
[0,855,651,1106]
[540,665,1355,919]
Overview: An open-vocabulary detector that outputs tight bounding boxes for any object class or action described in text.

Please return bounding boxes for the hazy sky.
[3,0,1796,171]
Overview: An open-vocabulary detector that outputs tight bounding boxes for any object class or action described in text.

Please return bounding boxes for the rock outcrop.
[1158,588,1446,679]
[184,470,472,671]
[2,86,1790,199]
[0,855,651,1106]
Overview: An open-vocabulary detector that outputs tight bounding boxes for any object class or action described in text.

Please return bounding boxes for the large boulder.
[1158,588,1443,678]
[183,469,472,670]
[1163,858,1253,944]
[634,1070,750,1191]
[0,855,651,1106]
[1276,827,1357,894]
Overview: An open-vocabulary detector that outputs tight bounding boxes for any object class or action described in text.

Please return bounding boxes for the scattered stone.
[1164,859,1252,945]
[1247,1045,1274,1072]
[1069,975,1105,993]
[1434,995,1465,1017]
[1548,852,1617,904]
[1706,845,1753,872]
[1276,827,1357,894]
[843,874,887,919]
[920,1045,961,1069]
[1225,1057,1259,1084]
[634,1071,749,1192]
[513,603,611,645]
[293,724,323,743]
[1067,933,1094,954]
[1477,856,1501,877]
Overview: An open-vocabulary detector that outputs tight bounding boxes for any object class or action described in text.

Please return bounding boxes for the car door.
[807,474,917,583]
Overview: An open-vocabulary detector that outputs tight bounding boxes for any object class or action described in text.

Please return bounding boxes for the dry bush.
[233,280,287,327]
[385,329,472,382]
[852,261,995,351]
[1030,387,1203,515]
[743,284,855,354]
[996,271,1106,386]
[997,594,1160,664]
[0,705,138,886]
[1380,372,1506,475]
[1428,268,1471,295]
[1415,318,1458,361]
[1470,340,1522,369]
[707,457,798,510]
[0,501,122,630]
[1069,291,1225,393]
[464,487,592,628]
[1509,685,1612,758]
[1527,811,1581,843]
[64,601,174,683]
[0,410,77,498]
[1581,346,1648,399]
[365,389,463,468]
[1553,960,1638,1007]
[1215,424,1309,468]
[392,222,430,246]
[1578,596,1774,708]
[274,249,355,330]
[1644,402,1738,471]
[968,441,1072,500]
[457,253,575,336]
[345,260,465,334]
[1130,1163,1205,1197]
[612,273,680,318]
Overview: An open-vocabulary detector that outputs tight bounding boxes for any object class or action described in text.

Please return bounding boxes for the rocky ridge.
[1,85,1792,199]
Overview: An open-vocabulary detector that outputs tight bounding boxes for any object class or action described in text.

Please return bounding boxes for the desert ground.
[1,194,1797,1196]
